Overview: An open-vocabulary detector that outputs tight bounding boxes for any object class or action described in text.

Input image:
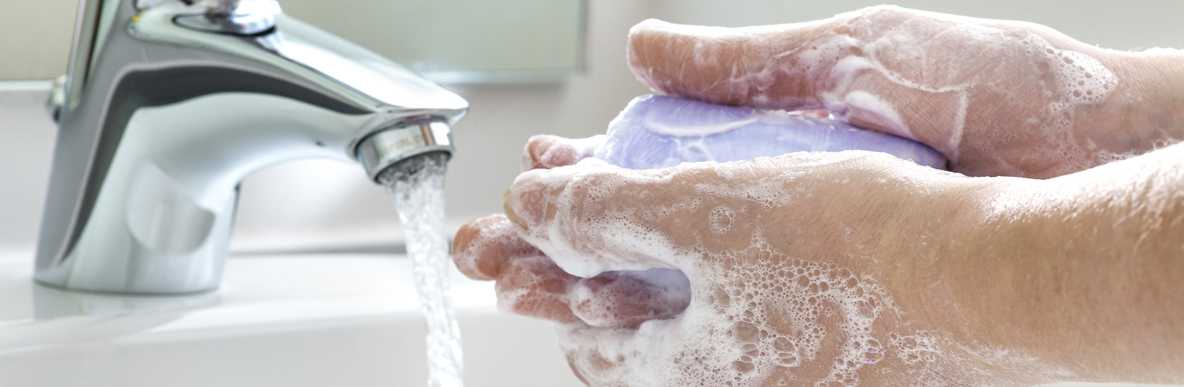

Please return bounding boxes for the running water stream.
[379,153,464,387]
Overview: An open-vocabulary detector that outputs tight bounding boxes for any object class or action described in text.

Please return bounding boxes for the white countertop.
[0,250,581,387]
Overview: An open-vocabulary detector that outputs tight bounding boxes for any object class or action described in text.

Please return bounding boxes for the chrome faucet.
[36,0,468,294]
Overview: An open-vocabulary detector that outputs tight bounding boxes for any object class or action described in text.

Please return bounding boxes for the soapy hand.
[460,135,1184,386]
[628,5,1184,177]
[500,151,989,386]
[455,136,1051,386]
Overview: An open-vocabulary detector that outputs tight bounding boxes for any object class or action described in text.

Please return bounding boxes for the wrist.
[883,172,1068,372]
[1081,49,1184,159]
[910,174,1039,332]
[921,156,1184,381]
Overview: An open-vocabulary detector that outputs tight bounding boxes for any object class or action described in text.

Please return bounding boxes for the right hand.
[628,5,1181,178]
[456,138,1065,386]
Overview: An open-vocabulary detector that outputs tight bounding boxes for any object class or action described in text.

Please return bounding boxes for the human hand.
[455,135,1058,386]
[627,5,1184,178]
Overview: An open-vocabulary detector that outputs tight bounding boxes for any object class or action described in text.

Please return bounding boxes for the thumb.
[627,17,836,109]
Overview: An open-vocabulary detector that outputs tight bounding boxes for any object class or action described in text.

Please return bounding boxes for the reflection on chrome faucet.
[36,0,468,294]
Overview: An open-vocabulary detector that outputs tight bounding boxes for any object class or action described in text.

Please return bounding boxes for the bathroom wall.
[0,1,75,80]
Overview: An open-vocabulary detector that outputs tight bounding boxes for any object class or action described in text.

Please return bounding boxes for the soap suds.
[557,237,901,387]
[513,155,1081,385]
[570,269,692,328]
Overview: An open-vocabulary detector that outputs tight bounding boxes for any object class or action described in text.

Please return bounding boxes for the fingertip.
[523,134,561,170]
[451,220,483,276]
[626,19,680,94]
[523,135,606,170]
[451,214,535,281]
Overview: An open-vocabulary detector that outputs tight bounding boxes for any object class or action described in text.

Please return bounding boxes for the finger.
[504,155,806,277]
[495,255,580,324]
[570,269,691,328]
[522,134,607,170]
[504,161,698,277]
[627,17,838,109]
[557,321,679,385]
[451,214,539,281]
[839,73,967,164]
[558,326,637,385]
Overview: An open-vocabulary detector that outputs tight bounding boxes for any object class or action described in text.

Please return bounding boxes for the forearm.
[940,143,1184,382]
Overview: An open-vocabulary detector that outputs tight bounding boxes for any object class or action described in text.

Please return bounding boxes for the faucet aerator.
[355,120,454,184]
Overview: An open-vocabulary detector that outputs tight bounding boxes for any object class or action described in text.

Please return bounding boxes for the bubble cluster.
[1052,49,1117,106]
[630,246,899,387]
[708,206,736,234]
[889,331,941,365]
[1018,33,1120,173]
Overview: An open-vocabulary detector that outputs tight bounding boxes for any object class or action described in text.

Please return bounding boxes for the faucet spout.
[36,0,468,294]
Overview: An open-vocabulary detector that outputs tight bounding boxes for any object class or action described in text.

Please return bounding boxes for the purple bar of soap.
[595,95,947,170]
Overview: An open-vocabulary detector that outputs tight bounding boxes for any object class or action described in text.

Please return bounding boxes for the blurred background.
[2,0,1183,253]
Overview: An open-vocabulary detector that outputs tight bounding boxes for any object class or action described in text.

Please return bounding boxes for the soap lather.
[596,95,947,170]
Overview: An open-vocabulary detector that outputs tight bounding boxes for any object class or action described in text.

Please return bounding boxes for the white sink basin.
[0,250,581,387]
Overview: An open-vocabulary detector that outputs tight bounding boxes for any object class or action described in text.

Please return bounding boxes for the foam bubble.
[708,206,735,234]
